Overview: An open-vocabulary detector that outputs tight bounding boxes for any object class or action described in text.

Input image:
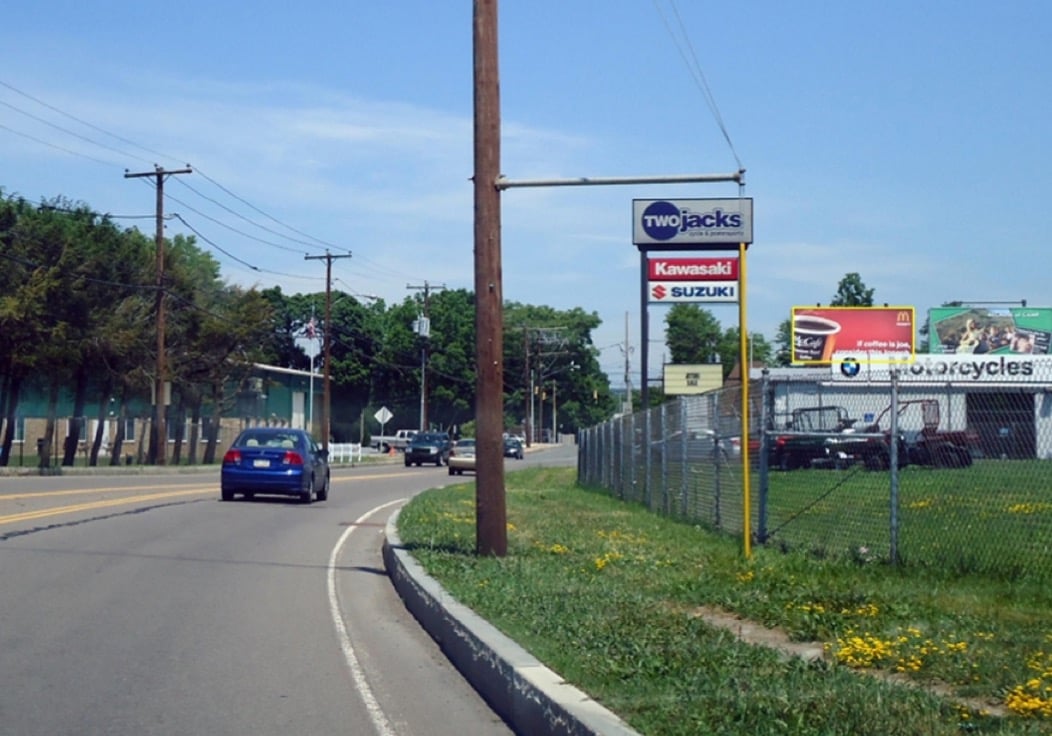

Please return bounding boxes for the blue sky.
[2,1,1050,388]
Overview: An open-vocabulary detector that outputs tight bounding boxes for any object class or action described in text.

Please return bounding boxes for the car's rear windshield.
[414,433,446,443]
[238,432,302,449]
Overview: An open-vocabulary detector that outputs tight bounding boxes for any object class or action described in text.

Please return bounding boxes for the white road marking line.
[328,499,405,736]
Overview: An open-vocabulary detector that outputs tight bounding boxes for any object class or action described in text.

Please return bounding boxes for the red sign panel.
[791,306,916,364]
[647,257,739,282]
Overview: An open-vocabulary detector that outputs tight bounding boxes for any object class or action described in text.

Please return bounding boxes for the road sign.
[374,406,393,425]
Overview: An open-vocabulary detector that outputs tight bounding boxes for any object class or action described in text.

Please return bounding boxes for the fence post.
[889,368,900,566]
[679,398,689,517]
[625,413,634,501]
[577,427,586,483]
[708,391,722,529]
[660,403,669,515]
[641,409,651,508]
[756,369,771,543]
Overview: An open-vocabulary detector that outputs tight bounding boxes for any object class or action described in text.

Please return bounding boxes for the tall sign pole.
[124,165,192,466]
[474,0,507,557]
[632,197,753,555]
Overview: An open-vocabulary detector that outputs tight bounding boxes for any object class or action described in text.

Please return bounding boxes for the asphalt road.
[0,447,574,736]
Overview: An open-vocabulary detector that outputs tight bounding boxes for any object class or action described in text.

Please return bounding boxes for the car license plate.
[253,459,270,468]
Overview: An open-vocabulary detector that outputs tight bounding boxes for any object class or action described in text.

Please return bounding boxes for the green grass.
[397,466,1052,735]
[753,459,1052,580]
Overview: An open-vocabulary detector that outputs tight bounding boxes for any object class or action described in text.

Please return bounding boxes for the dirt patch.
[689,605,1007,718]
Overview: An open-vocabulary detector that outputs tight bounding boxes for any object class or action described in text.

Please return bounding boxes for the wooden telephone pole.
[124,164,192,466]
[304,250,352,450]
[474,0,506,556]
[407,281,445,431]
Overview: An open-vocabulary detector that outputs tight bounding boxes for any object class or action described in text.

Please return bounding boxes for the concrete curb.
[383,508,641,736]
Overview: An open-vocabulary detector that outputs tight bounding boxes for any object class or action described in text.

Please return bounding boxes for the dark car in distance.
[404,431,452,467]
[221,427,329,503]
[503,436,524,459]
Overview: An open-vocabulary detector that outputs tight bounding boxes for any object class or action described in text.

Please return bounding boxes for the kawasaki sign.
[633,198,753,247]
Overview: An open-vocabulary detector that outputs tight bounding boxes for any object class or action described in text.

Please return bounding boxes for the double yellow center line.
[0,484,216,526]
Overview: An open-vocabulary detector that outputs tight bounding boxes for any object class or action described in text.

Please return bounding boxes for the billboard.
[928,307,1051,355]
[791,306,915,365]
[633,198,753,247]
[663,364,723,395]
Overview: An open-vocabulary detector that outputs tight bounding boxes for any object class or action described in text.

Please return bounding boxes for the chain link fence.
[578,357,1052,580]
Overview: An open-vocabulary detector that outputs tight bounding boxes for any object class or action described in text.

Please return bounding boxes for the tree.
[773,319,793,366]
[502,302,611,437]
[830,272,875,307]
[664,304,723,365]
[718,328,773,374]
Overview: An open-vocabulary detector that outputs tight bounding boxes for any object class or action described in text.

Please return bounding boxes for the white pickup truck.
[371,429,417,453]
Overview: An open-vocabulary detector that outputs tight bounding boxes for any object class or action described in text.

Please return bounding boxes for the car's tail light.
[283,451,305,466]
[222,449,241,464]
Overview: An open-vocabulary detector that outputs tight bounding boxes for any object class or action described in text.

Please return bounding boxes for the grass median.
[396,466,1052,735]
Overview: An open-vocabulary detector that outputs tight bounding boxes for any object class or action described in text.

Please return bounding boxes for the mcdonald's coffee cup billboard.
[791,306,916,365]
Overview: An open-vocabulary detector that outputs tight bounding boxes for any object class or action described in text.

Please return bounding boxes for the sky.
[2,1,1051,389]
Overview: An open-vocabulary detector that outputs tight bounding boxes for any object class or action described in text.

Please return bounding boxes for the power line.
[192,167,342,251]
[171,177,328,252]
[0,120,116,167]
[0,79,349,262]
[162,190,313,255]
[651,0,743,170]
[0,79,178,165]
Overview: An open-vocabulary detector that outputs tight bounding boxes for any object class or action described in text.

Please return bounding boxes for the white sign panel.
[831,352,1051,383]
[648,281,738,303]
[374,406,393,425]
[633,198,753,246]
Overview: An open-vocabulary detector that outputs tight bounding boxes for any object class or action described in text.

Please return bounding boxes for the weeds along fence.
[578,358,1052,580]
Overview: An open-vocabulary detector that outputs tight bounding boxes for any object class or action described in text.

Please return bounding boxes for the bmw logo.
[840,358,861,378]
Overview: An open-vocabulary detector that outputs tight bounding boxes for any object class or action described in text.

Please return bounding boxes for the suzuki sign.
[649,282,738,303]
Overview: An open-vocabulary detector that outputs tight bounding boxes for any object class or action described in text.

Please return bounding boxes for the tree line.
[1,190,882,467]
[0,193,619,466]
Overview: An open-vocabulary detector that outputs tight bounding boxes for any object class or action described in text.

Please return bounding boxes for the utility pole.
[621,311,634,414]
[305,250,352,451]
[522,327,532,447]
[551,381,557,442]
[124,164,192,466]
[407,281,445,431]
[474,0,506,557]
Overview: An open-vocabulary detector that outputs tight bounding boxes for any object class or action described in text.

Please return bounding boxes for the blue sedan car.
[221,427,330,503]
